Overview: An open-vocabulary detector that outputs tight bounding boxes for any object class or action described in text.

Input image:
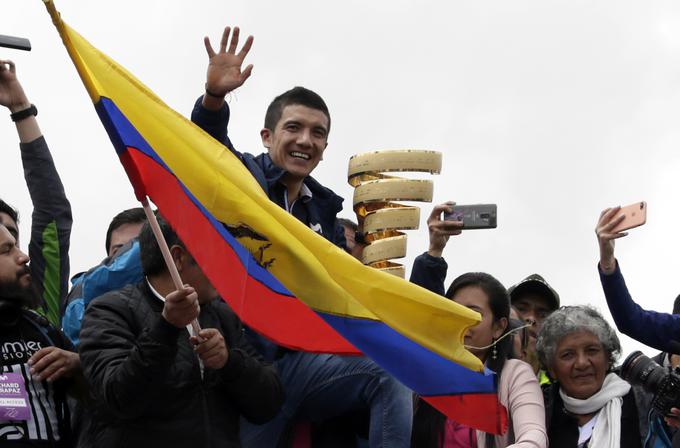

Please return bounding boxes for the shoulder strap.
[645,410,673,448]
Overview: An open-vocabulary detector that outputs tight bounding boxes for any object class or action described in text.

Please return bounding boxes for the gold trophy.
[348,150,441,278]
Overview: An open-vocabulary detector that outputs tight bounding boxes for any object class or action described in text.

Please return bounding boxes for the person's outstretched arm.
[596,206,680,352]
[0,59,72,326]
[191,26,253,152]
[409,202,463,295]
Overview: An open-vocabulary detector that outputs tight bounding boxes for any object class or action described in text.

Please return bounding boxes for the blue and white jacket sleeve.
[62,240,143,346]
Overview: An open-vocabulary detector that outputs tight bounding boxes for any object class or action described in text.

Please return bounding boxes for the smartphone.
[0,35,31,52]
[611,201,646,233]
[444,204,497,229]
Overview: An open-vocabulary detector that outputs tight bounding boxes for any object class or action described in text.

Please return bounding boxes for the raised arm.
[0,60,72,327]
[409,202,463,295]
[191,26,253,149]
[596,207,680,352]
[0,59,41,142]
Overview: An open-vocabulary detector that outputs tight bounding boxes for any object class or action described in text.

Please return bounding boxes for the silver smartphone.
[0,35,31,51]
[444,204,497,229]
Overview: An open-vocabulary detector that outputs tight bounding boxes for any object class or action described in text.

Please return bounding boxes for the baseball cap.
[508,274,560,311]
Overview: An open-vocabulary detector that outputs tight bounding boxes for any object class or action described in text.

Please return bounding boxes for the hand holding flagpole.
[141,197,202,336]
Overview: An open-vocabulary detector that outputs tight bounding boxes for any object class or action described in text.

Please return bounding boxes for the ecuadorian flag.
[45,0,507,434]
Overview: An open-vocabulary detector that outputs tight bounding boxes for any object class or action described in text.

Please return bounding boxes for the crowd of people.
[2,24,680,448]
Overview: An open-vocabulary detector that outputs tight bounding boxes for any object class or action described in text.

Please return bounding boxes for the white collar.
[300,182,313,200]
[146,277,166,303]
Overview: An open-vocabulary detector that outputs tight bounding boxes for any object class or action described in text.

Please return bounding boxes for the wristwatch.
[10,104,38,122]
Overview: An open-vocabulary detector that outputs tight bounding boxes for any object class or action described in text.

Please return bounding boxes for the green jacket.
[21,136,72,327]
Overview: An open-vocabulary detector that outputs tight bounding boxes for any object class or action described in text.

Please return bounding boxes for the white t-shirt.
[577,412,599,447]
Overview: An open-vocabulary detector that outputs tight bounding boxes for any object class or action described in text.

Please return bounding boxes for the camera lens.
[621,351,667,393]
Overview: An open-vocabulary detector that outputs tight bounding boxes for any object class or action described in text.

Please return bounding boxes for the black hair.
[446,272,511,448]
[0,199,19,225]
[673,294,680,315]
[413,272,512,448]
[105,207,146,253]
[337,218,357,232]
[411,398,447,448]
[264,86,331,134]
[138,213,185,277]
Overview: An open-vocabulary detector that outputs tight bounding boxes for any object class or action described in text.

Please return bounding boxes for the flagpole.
[141,197,202,335]
[43,0,101,103]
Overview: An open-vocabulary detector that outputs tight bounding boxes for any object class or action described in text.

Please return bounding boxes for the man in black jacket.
[0,223,84,447]
[78,216,283,448]
[0,59,72,328]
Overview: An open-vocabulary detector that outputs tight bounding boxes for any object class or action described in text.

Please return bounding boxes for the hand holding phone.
[596,202,646,275]
[610,201,646,233]
[444,204,497,229]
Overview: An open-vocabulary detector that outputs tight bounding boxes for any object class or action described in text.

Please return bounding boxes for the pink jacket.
[477,359,547,448]
[443,419,477,447]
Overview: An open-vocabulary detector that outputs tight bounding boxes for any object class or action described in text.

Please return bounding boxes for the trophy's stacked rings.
[348,150,442,278]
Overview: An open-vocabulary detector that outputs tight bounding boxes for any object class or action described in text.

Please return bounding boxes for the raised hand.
[204,26,254,98]
[0,60,30,112]
[427,202,463,258]
[595,206,627,274]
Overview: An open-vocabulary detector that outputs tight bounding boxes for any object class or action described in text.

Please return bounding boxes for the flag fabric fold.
[45,0,507,434]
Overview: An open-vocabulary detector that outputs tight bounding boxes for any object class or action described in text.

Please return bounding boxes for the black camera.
[621,351,680,416]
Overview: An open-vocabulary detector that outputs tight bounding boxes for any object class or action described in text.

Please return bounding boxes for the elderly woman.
[537,306,670,448]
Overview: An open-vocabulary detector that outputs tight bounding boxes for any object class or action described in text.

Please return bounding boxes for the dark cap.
[508,274,560,311]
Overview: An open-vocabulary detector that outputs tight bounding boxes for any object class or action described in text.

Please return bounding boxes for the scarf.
[560,373,631,448]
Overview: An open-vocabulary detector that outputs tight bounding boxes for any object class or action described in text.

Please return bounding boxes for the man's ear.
[170,245,187,272]
[260,128,272,149]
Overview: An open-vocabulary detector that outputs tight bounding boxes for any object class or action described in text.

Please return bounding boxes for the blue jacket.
[600,261,680,354]
[191,96,349,359]
[409,252,448,295]
[62,239,142,346]
[191,97,347,249]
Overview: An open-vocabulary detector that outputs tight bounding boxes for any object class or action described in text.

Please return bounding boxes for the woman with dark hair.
[410,203,547,447]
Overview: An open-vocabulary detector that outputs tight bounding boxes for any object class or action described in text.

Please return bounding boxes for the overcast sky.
[3,0,680,359]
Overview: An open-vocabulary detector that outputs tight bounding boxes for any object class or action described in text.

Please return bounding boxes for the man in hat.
[508,274,560,382]
[508,274,560,335]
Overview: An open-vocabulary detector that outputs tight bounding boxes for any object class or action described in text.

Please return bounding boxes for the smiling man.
[191,27,412,448]
[198,83,341,242]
